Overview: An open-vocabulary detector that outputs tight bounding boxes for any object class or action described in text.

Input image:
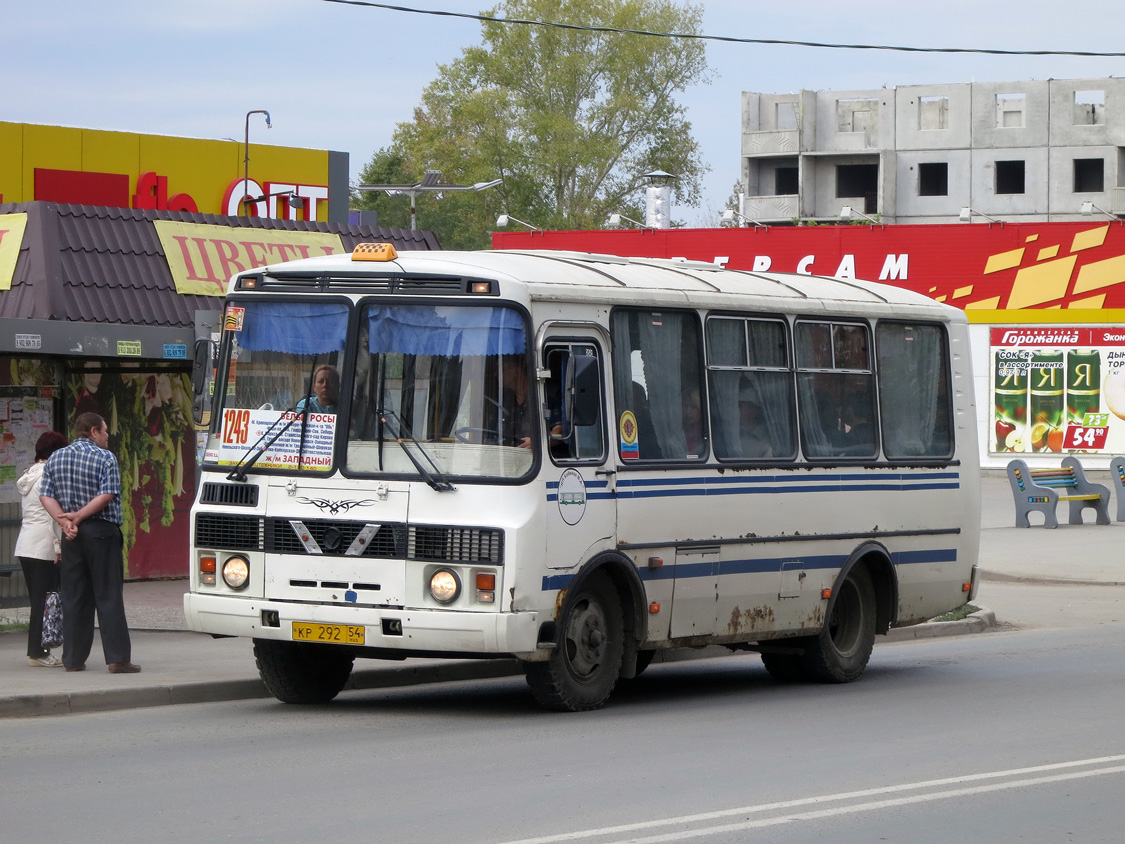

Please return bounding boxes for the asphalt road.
[4,620,1125,844]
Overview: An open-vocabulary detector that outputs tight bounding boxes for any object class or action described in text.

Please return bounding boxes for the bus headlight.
[222,555,250,590]
[429,569,461,604]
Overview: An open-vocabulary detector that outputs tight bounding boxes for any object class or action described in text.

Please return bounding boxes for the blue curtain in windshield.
[367,305,525,356]
[237,302,349,354]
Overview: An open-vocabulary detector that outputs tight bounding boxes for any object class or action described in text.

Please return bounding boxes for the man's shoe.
[107,662,141,674]
[65,664,86,672]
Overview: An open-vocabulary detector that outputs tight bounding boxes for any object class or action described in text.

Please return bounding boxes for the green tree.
[355,0,711,249]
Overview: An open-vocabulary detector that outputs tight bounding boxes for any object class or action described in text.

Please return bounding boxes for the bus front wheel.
[526,573,624,711]
[803,566,876,683]
[254,639,355,704]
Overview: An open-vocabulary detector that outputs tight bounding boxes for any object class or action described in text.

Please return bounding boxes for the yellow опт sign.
[154,220,345,296]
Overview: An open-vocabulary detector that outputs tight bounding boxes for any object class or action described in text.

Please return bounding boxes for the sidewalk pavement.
[3,474,1123,718]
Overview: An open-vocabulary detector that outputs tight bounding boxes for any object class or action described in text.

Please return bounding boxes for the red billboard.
[493,222,1125,317]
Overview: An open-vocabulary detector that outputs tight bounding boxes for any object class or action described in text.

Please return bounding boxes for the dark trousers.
[59,519,131,668]
[18,556,60,659]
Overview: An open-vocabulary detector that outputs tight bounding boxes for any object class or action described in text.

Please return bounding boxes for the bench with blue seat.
[1110,456,1125,523]
[1006,456,1111,528]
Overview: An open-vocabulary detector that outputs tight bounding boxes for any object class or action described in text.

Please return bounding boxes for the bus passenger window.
[611,309,705,461]
[876,322,953,458]
[706,316,795,461]
[796,321,877,460]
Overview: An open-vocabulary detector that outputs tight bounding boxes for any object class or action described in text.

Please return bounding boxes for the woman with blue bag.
[15,431,68,667]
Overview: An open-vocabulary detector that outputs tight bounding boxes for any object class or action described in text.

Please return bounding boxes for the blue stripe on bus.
[541,547,958,591]
[545,472,959,502]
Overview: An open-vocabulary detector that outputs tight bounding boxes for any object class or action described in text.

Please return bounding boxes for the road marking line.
[496,754,1125,844]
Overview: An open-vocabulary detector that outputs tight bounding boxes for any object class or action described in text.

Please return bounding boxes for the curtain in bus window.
[746,323,794,457]
[238,302,349,354]
[877,323,947,457]
[367,306,525,356]
[638,312,691,459]
[706,319,744,458]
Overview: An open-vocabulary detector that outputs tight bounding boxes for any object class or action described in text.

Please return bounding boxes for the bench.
[1111,456,1125,522]
[1007,456,1111,528]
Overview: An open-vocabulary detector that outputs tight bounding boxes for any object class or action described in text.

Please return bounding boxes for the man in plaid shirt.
[40,412,140,674]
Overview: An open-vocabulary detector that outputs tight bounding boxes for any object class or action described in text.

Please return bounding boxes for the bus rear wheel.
[526,573,624,711]
[254,639,355,704]
[803,566,876,683]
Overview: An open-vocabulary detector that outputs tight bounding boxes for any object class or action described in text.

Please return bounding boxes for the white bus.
[186,245,980,711]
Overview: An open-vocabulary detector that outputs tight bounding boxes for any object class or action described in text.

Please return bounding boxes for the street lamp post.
[243,110,271,214]
[356,171,503,230]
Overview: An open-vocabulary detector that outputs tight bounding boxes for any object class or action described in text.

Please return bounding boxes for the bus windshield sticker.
[223,306,246,332]
[619,410,639,460]
[217,408,335,470]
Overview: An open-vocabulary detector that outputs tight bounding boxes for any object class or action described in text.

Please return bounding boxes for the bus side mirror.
[191,338,212,426]
[567,354,600,427]
[191,338,210,395]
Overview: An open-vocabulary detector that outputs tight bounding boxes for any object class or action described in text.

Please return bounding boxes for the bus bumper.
[183,592,541,656]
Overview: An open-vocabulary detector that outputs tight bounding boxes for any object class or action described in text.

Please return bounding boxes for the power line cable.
[319,0,1125,57]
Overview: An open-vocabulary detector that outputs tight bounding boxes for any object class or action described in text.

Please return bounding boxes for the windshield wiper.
[378,407,455,493]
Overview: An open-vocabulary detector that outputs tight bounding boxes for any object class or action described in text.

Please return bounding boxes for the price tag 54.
[1065,425,1109,450]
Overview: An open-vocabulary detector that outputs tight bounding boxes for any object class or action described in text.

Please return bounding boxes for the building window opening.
[996,93,1026,128]
[775,101,798,131]
[1074,158,1105,193]
[836,164,879,213]
[995,160,1026,195]
[919,96,949,131]
[775,166,798,195]
[918,162,949,197]
[1074,90,1105,125]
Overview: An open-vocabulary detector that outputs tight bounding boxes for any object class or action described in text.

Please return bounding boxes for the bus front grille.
[194,514,504,564]
[195,514,262,550]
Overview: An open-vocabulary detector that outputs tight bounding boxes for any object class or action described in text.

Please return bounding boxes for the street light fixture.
[959,206,1001,224]
[242,110,271,214]
[1081,201,1118,219]
[721,209,767,228]
[607,213,648,229]
[356,171,503,230]
[495,214,541,231]
[839,206,881,224]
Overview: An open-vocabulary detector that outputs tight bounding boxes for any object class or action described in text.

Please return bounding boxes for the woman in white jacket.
[15,431,69,667]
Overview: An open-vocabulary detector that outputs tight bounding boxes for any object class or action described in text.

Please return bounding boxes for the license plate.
[291,622,365,645]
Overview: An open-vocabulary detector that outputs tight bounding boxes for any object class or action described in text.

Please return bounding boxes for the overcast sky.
[6,0,1125,225]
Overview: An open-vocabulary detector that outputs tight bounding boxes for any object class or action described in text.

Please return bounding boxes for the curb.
[0,613,997,718]
[884,608,997,641]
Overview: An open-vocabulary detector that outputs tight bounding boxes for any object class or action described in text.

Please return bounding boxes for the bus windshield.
[206,300,535,480]
[206,301,347,474]
[345,302,534,480]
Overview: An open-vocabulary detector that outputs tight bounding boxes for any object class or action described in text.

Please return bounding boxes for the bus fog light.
[222,555,250,590]
[476,590,495,603]
[429,569,461,604]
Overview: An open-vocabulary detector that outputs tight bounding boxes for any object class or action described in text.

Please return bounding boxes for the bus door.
[541,336,615,570]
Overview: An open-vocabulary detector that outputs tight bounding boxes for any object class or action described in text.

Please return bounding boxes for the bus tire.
[526,573,624,711]
[253,639,354,704]
[803,565,876,683]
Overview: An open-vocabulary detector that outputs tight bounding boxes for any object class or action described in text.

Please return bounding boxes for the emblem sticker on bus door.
[619,410,639,460]
[557,468,587,525]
